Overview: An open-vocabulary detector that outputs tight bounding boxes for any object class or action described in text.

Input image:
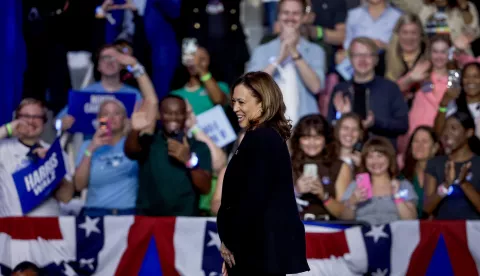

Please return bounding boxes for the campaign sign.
[67,90,136,134]
[12,139,67,214]
[336,57,354,81]
[196,105,237,148]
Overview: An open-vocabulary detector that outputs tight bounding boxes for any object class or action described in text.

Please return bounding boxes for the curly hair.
[232,71,292,141]
[290,114,332,179]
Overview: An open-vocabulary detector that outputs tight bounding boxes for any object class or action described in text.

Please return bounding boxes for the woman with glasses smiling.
[0,98,74,217]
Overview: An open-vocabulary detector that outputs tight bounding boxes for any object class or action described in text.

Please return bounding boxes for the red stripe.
[441,221,478,276]
[115,216,156,276]
[406,221,441,276]
[153,217,179,276]
[305,231,349,259]
[0,217,62,240]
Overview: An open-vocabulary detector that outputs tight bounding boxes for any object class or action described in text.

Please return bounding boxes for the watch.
[293,53,303,61]
[129,63,146,78]
[186,152,199,169]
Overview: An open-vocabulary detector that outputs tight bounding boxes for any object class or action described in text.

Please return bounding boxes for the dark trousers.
[227,265,285,276]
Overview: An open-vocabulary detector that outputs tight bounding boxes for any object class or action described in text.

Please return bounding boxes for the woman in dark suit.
[216,72,310,276]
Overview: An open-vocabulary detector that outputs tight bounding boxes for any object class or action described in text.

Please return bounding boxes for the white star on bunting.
[78,216,101,238]
[206,230,221,249]
[371,268,388,276]
[365,225,389,243]
[80,258,95,270]
[62,263,78,276]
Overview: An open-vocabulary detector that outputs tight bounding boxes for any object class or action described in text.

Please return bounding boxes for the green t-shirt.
[171,82,230,115]
[136,131,212,216]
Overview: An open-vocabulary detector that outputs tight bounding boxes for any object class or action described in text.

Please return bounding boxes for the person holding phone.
[74,99,138,216]
[216,72,309,276]
[125,95,213,216]
[290,114,352,220]
[328,37,409,148]
[340,137,418,225]
[397,35,452,154]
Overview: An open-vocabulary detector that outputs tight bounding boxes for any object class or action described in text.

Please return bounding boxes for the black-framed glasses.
[17,114,44,120]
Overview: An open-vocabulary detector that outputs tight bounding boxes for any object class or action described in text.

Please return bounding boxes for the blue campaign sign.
[67,90,136,134]
[12,139,67,214]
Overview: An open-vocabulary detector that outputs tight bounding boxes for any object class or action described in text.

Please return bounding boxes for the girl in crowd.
[386,13,430,104]
[328,112,364,171]
[341,137,418,225]
[398,35,451,153]
[402,126,440,217]
[391,0,479,43]
[424,111,480,219]
[291,115,351,220]
[74,99,138,216]
[434,62,480,138]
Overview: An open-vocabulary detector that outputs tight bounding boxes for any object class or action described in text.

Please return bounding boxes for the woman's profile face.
[463,65,480,98]
[442,117,469,154]
[411,129,436,161]
[365,151,389,176]
[338,117,361,149]
[398,23,422,53]
[232,84,262,128]
[299,128,325,157]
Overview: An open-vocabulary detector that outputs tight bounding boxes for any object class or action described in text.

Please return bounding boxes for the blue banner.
[67,90,136,134]
[12,139,67,214]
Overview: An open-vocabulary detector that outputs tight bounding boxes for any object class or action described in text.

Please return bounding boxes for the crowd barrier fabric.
[0,217,479,276]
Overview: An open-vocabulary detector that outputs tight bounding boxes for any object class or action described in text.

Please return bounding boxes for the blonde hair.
[15,98,48,122]
[348,37,379,57]
[97,99,130,134]
[385,13,426,81]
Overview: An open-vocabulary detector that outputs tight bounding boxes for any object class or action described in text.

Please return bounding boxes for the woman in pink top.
[398,35,451,156]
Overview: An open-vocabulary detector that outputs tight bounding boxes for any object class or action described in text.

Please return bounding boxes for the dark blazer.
[217,127,310,274]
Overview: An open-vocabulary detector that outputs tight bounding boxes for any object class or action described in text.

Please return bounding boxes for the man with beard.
[248,0,325,125]
[125,95,212,216]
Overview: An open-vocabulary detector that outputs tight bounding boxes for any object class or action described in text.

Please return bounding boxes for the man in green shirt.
[171,47,230,115]
[125,95,212,216]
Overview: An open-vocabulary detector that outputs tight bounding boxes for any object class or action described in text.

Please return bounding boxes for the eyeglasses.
[99,55,116,62]
[350,53,376,59]
[17,114,44,121]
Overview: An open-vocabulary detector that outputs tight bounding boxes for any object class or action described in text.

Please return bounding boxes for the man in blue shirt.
[57,45,142,129]
[248,0,326,124]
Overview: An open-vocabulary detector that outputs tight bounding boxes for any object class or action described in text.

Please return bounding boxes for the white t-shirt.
[0,138,72,217]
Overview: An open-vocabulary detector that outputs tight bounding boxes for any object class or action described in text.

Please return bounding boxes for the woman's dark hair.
[403,126,439,181]
[290,114,332,179]
[327,113,365,162]
[12,261,41,275]
[448,111,480,155]
[425,0,458,8]
[232,71,292,140]
[454,62,480,114]
[360,137,399,178]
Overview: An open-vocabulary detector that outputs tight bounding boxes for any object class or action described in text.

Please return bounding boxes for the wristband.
[5,123,13,137]
[437,184,450,197]
[84,149,92,157]
[186,152,199,169]
[335,111,342,120]
[323,197,332,205]
[200,72,212,82]
[95,6,105,17]
[130,63,146,78]
[439,106,447,113]
[316,26,324,40]
[190,125,201,136]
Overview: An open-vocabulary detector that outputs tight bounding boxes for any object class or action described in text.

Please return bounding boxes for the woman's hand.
[440,87,461,107]
[89,128,111,152]
[391,179,400,195]
[220,242,236,269]
[350,152,362,167]
[458,161,472,184]
[408,60,431,83]
[309,177,325,198]
[444,160,456,187]
[194,47,210,76]
[296,175,313,194]
[362,111,375,129]
[349,186,369,205]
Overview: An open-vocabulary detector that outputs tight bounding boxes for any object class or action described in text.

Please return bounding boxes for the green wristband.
[439,106,448,113]
[200,72,212,82]
[5,123,13,137]
[316,26,324,41]
[84,149,92,157]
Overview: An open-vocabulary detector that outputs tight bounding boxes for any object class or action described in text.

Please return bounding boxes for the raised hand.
[89,127,112,152]
[444,160,456,187]
[333,93,352,114]
[309,177,325,197]
[296,175,313,194]
[167,137,191,165]
[408,60,431,82]
[194,47,210,76]
[362,111,375,129]
[9,119,29,138]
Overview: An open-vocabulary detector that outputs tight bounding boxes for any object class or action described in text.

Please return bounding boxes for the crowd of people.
[2,0,480,227]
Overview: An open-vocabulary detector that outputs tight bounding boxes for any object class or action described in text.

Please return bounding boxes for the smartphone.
[303,163,318,177]
[182,38,198,66]
[447,70,461,89]
[353,142,363,153]
[171,131,185,143]
[355,173,373,199]
[99,117,111,136]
